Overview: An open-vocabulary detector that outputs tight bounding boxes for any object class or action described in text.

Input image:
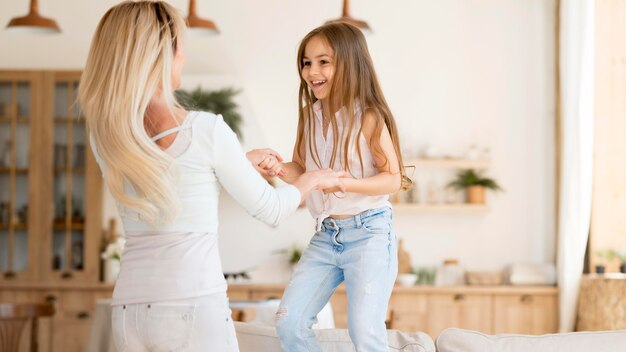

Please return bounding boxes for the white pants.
[111,292,239,352]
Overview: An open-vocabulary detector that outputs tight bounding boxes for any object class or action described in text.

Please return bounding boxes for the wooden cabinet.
[0,284,113,352]
[228,284,558,339]
[0,70,103,285]
[493,293,558,334]
[426,292,492,337]
[0,70,106,352]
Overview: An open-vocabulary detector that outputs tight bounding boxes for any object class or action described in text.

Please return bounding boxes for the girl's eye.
[302,61,311,67]
[320,60,329,65]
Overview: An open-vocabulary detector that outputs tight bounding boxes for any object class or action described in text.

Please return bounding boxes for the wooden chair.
[0,302,55,352]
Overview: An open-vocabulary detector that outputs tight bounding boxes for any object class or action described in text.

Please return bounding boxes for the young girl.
[255,22,411,351]
[78,2,344,351]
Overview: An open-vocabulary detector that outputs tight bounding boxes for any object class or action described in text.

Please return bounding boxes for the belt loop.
[316,218,323,232]
[355,213,362,228]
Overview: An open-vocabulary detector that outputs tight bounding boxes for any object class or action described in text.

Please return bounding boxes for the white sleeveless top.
[305,101,391,227]
[91,111,301,304]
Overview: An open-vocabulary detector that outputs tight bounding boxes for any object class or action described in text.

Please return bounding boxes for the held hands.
[246,148,286,177]
[302,169,349,193]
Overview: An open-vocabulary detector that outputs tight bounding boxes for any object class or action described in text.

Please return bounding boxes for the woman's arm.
[211,117,342,226]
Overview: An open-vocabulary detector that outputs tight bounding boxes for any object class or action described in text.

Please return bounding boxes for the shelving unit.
[392,158,492,211]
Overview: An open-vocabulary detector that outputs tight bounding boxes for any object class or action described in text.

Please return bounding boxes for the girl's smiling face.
[301,35,335,101]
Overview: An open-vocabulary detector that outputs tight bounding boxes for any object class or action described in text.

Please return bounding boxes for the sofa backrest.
[436,328,626,352]
[234,322,436,352]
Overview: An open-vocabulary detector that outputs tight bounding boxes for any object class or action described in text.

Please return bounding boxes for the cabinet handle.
[77,312,90,319]
[3,271,16,279]
[45,295,57,302]
[453,294,466,301]
[61,271,73,279]
[520,295,533,303]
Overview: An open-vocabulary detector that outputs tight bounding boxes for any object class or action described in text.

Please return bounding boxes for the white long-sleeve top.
[91,111,301,305]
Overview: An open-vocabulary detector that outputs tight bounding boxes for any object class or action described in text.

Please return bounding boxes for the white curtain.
[557,0,595,332]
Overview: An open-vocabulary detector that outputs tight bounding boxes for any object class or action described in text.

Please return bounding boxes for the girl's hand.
[246,148,286,177]
[309,169,348,192]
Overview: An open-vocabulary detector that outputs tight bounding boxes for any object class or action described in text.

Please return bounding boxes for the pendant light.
[6,0,61,34]
[325,0,371,33]
[187,0,219,35]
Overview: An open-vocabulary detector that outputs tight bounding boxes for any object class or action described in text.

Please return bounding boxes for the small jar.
[435,259,465,286]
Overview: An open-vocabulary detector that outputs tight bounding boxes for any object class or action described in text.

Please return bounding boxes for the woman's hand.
[246,148,286,177]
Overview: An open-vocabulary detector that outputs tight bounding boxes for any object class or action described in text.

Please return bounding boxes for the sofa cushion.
[436,328,626,352]
[235,322,435,352]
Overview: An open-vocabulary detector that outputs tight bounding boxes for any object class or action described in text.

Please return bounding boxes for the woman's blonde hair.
[295,22,412,190]
[78,1,186,225]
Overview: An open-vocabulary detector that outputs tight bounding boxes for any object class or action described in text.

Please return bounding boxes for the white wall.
[0,0,556,280]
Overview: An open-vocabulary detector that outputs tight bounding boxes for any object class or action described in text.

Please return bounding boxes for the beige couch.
[235,322,626,352]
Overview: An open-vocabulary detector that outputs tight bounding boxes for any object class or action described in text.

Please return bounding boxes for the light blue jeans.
[276,207,398,352]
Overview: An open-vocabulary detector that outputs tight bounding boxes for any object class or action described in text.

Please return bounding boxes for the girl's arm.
[334,110,402,196]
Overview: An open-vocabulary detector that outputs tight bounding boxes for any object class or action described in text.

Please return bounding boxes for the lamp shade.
[325,0,371,33]
[187,0,219,35]
[5,0,61,34]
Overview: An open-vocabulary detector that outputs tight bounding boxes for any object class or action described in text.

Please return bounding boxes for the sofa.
[234,322,626,352]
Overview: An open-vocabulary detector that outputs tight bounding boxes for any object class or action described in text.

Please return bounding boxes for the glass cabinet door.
[0,80,32,279]
[52,79,87,278]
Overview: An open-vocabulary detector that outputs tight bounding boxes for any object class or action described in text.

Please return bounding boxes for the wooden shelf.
[0,116,29,123]
[0,167,28,174]
[54,168,85,174]
[0,223,27,231]
[54,117,84,123]
[392,203,489,212]
[53,223,85,231]
[405,158,490,169]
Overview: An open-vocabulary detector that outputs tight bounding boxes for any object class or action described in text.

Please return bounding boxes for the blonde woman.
[78,2,344,351]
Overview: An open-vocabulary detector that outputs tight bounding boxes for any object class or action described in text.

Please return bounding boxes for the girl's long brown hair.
[295,22,412,190]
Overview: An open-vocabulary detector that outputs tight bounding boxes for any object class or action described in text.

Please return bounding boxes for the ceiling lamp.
[6,0,61,34]
[187,0,219,35]
[325,0,371,33]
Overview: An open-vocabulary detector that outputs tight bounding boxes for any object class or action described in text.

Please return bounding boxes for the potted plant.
[594,249,616,274]
[447,169,503,204]
[274,245,303,267]
[175,87,243,138]
[616,250,626,274]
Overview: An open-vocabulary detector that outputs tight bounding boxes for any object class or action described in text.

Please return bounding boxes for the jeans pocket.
[147,303,195,352]
[111,306,127,352]
[361,217,392,234]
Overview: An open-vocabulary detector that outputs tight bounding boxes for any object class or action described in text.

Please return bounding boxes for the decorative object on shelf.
[16,204,27,225]
[465,271,504,286]
[223,271,251,283]
[274,245,303,266]
[413,266,436,285]
[617,251,626,274]
[447,169,502,204]
[5,0,61,34]
[396,273,417,287]
[426,179,440,204]
[397,239,412,274]
[186,0,219,35]
[594,249,617,274]
[506,262,556,285]
[101,219,124,283]
[0,202,9,225]
[175,87,243,138]
[435,259,465,286]
[465,145,481,160]
[325,0,371,33]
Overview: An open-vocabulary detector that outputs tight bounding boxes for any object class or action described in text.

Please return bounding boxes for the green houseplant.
[594,249,617,274]
[447,169,503,204]
[175,87,243,138]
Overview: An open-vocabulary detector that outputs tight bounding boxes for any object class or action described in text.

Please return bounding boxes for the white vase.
[104,259,121,283]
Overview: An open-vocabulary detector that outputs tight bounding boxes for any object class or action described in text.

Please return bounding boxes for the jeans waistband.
[320,206,391,230]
